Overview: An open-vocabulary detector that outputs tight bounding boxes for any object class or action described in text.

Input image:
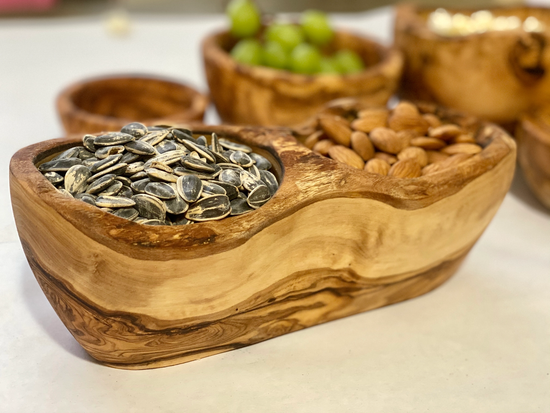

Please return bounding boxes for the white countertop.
[1,7,549,413]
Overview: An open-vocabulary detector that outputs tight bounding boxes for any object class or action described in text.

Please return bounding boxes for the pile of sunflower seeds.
[38,123,279,225]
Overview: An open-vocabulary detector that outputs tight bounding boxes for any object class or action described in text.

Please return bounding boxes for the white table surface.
[1,7,549,413]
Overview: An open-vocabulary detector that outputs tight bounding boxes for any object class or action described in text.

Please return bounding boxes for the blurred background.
[0,0,526,15]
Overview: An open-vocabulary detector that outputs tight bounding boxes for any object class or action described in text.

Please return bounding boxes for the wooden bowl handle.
[510,31,547,85]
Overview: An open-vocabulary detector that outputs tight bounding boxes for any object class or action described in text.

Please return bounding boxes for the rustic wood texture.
[201,30,403,127]
[517,107,550,208]
[56,75,209,135]
[394,5,550,125]
[10,115,515,369]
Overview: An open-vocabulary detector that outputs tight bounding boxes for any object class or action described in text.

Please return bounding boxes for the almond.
[452,133,476,144]
[319,115,352,147]
[423,113,442,128]
[352,108,388,132]
[440,153,473,168]
[364,158,390,175]
[293,117,318,136]
[441,143,482,156]
[328,145,365,169]
[369,127,410,154]
[388,159,422,178]
[426,150,449,164]
[374,152,397,165]
[304,130,325,149]
[422,162,445,176]
[397,147,428,167]
[388,101,429,135]
[350,131,375,161]
[313,139,336,155]
[428,124,463,141]
[410,136,446,150]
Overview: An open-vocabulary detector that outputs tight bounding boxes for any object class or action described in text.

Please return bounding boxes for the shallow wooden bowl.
[10,117,515,369]
[57,75,209,134]
[201,30,403,127]
[395,4,550,125]
[517,106,550,208]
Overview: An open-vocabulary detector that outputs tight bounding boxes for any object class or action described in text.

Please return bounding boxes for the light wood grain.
[202,30,403,127]
[56,75,209,135]
[394,4,550,125]
[517,108,550,208]
[10,115,515,369]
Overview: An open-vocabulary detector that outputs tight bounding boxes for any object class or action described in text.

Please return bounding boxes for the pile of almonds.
[298,101,484,178]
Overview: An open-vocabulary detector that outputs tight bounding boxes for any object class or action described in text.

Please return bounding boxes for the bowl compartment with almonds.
[294,99,487,179]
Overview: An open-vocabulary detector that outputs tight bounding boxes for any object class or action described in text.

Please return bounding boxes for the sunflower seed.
[39,158,82,172]
[210,133,222,153]
[219,169,242,187]
[202,181,226,196]
[164,192,189,215]
[115,176,132,186]
[172,128,194,143]
[248,164,261,180]
[96,195,136,208]
[132,194,166,220]
[240,170,262,192]
[44,171,64,185]
[176,175,202,203]
[196,135,208,147]
[144,182,176,199]
[74,193,97,206]
[53,147,81,161]
[230,151,253,167]
[83,135,96,152]
[156,140,178,154]
[141,219,165,226]
[78,149,96,160]
[64,165,91,194]
[95,145,125,159]
[90,154,123,173]
[259,170,279,195]
[130,178,151,193]
[148,162,173,174]
[247,185,271,208]
[86,163,127,183]
[121,122,148,138]
[211,181,239,200]
[249,152,272,170]
[219,139,252,153]
[86,174,117,194]
[99,180,123,196]
[118,185,133,198]
[144,150,187,167]
[83,157,99,167]
[181,156,217,173]
[145,168,178,183]
[125,162,145,175]
[112,207,139,220]
[94,132,135,146]
[230,198,254,216]
[179,140,216,163]
[140,130,170,146]
[129,171,148,181]
[57,188,73,197]
[172,216,192,225]
[120,152,140,164]
[185,195,231,221]
[125,140,156,156]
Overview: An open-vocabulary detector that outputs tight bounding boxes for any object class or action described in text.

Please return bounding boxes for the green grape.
[231,38,263,66]
[301,10,333,46]
[333,49,364,74]
[265,24,304,53]
[262,40,289,69]
[318,56,340,74]
[290,43,321,74]
[226,0,261,38]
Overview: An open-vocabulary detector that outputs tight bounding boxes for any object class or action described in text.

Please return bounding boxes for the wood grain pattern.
[10,114,515,369]
[202,30,403,127]
[56,75,209,135]
[517,107,550,208]
[394,4,550,125]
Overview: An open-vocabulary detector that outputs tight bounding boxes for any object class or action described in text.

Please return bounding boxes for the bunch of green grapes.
[227,0,364,75]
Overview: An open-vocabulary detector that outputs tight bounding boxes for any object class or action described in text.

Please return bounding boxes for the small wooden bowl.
[394,4,550,125]
[57,75,209,134]
[517,106,550,208]
[10,113,515,369]
[201,30,403,127]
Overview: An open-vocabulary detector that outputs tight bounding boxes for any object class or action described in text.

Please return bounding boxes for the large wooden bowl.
[10,117,515,369]
[517,106,550,208]
[57,75,209,135]
[202,30,403,127]
[395,4,550,125]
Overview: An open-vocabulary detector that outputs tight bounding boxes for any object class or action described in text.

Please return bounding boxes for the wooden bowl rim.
[395,3,550,42]
[201,28,403,83]
[56,74,209,128]
[10,119,515,261]
[519,108,550,146]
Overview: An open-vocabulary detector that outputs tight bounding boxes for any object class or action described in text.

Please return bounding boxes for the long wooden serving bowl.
[10,118,515,369]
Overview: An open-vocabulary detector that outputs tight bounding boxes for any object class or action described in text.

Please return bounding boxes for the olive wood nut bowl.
[57,75,209,135]
[395,4,550,125]
[517,106,550,208]
[10,121,515,370]
[202,29,403,127]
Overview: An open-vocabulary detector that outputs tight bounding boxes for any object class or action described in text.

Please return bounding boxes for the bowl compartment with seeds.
[11,115,515,369]
[394,4,550,125]
[37,124,280,225]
